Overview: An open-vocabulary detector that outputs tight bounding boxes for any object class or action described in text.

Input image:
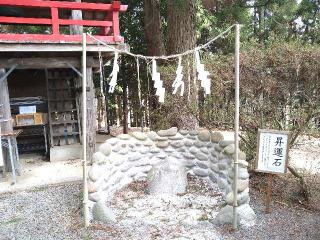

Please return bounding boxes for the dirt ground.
[1,172,319,240]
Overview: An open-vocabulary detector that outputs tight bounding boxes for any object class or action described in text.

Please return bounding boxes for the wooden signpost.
[255,129,290,213]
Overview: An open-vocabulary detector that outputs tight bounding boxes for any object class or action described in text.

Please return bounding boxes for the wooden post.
[82,33,89,228]
[265,173,273,213]
[233,23,240,230]
[86,66,96,161]
[51,7,59,36]
[0,69,13,172]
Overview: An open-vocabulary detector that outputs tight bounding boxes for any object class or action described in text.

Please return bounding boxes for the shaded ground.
[1,173,320,240]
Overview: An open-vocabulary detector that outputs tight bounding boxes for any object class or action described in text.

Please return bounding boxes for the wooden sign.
[256,129,290,174]
[255,129,290,213]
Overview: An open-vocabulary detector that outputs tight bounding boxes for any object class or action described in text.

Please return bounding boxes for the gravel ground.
[0,175,319,240]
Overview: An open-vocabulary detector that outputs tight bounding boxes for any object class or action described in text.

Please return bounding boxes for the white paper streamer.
[152,59,165,102]
[172,57,185,96]
[195,50,211,94]
[109,52,119,93]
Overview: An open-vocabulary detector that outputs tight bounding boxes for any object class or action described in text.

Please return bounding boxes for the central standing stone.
[147,156,187,195]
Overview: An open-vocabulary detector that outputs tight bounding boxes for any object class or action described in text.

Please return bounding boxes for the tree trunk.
[143,0,166,129]
[144,0,166,56]
[167,0,199,130]
[123,83,128,134]
[70,0,83,35]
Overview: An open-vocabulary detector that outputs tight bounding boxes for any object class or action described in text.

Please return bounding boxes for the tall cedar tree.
[167,0,199,130]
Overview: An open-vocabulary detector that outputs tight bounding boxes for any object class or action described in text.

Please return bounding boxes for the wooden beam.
[0,64,17,83]
[0,43,129,53]
[0,57,99,69]
[0,0,128,12]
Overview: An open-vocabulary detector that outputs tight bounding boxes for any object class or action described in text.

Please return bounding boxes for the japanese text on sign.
[256,130,289,174]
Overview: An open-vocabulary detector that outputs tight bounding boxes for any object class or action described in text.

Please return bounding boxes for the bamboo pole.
[233,23,240,230]
[82,33,89,227]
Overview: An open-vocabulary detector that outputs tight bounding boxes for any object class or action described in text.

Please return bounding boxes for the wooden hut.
[0,0,127,172]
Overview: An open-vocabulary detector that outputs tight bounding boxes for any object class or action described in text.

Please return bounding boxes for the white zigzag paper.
[109,52,119,93]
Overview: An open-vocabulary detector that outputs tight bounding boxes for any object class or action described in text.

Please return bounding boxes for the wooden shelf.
[48,98,76,102]
[48,87,75,90]
[50,109,77,113]
[52,132,79,137]
[51,120,78,125]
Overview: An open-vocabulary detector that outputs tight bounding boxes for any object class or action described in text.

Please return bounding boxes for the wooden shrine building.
[0,0,128,173]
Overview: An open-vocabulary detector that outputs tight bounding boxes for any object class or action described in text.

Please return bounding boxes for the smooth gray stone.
[148,131,158,141]
[119,148,129,155]
[128,153,142,162]
[147,158,187,195]
[164,146,175,153]
[223,144,235,155]
[210,132,224,143]
[92,201,116,223]
[143,140,154,146]
[99,142,112,156]
[228,168,250,180]
[156,141,169,148]
[210,163,219,173]
[226,190,250,206]
[189,130,198,136]
[183,139,193,147]
[185,160,195,167]
[169,133,184,140]
[194,140,205,148]
[170,140,184,148]
[135,142,142,146]
[179,129,189,135]
[217,177,228,189]
[215,204,256,227]
[157,127,178,137]
[157,153,167,159]
[196,161,209,169]
[92,152,107,164]
[88,165,103,182]
[155,136,169,141]
[117,134,131,140]
[210,156,218,164]
[189,147,198,154]
[131,131,148,141]
[195,152,208,161]
[89,192,101,202]
[112,145,121,153]
[218,162,228,170]
[139,147,149,154]
[187,135,197,140]
[209,172,217,182]
[198,130,210,142]
[182,152,195,159]
[200,147,209,154]
[120,162,133,172]
[214,144,223,152]
[219,140,234,148]
[150,147,160,153]
[192,167,208,177]
[107,138,118,146]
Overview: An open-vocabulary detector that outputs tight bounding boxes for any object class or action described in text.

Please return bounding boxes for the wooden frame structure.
[0,0,128,174]
[0,0,127,43]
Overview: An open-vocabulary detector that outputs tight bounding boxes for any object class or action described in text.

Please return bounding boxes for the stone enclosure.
[88,127,256,227]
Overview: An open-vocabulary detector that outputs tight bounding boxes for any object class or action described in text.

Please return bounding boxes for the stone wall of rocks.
[88,127,256,227]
